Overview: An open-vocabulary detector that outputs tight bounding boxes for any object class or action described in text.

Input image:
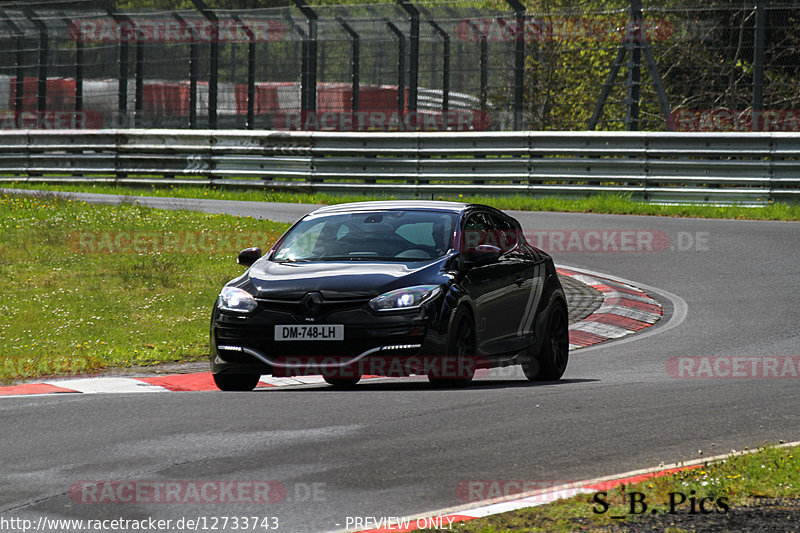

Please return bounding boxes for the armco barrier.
[1,130,799,204]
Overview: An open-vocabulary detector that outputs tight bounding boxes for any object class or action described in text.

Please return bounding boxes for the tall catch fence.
[0,0,798,133]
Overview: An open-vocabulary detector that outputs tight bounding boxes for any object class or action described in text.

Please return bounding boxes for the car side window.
[463,211,518,253]
[487,213,518,252]
[462,212,492,252]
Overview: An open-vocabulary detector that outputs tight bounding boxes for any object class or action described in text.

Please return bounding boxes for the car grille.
[256,297,371,322]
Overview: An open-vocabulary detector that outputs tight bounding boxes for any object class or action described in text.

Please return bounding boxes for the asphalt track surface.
[1,192,799,532]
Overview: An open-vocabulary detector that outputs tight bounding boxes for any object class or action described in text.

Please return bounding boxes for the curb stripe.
[570,321,632,339]
[41,377,168,394]
[0,383,77,396]
[584,313,653,331]
[568,330,610,346]
[558,267,663,350]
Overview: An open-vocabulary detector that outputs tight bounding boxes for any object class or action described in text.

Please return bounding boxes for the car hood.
[246,257,450,300]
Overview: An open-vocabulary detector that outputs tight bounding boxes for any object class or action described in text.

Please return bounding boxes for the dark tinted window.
[273,211,457,262]
[462,211,518,252]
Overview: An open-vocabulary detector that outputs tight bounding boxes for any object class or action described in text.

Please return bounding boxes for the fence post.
[97,1,136,126]
[0,11,25,123]
[386,21,406,116]
[465,19,489,114]
[191,0,219,129]
[293,0,318,115]
[337,18,360,115]
[172,14,198,128]
[75,32,83,113]
[397,1,419,113]
[505,0,525,130]
[752,0,766,131]
[20,6,48,117]
[423,14,450,113]
[625,0,642,131]
[232,15,257,129]
[134,41,144,126]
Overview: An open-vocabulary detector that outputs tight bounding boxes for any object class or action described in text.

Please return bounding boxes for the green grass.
[0,191,289,382]
[3,182,800,221]
[414,443,800,532]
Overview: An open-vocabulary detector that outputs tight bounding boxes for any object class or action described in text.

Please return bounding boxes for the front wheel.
[522,300,569,381]
[429,306,476,387]
[213,373,261,391]
[322,371,361,388]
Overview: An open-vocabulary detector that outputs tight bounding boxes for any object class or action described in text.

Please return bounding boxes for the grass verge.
[3,182,800,221]
[414,443,800,532]
[0,191,289,382]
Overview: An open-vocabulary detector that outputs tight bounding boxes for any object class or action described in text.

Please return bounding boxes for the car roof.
[307,200,473,216]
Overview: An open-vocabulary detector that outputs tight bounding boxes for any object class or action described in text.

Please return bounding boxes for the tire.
[522,300,569,381]
[213,372,261,391]
[322,371,361,388]
[429,306,476,387]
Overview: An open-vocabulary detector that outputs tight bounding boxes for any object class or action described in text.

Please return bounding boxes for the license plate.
[274,324,344,341]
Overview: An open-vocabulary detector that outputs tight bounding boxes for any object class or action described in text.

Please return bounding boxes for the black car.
[210,201,568,390]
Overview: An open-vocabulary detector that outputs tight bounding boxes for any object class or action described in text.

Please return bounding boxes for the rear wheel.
[429,306,476,387]
[213,373,260,391]
[522,300,569,381]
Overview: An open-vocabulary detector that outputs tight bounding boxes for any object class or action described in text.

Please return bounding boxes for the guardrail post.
[386,21,406,116]
[337,18,360,116]
[505,0,525,130]
[397,1,419,113]
[191,0,219,129]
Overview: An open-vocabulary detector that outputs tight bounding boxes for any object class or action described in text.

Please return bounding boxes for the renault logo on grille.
[301,292,323,318]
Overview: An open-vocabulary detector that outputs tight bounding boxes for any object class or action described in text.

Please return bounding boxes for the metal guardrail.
[1,129,799,204]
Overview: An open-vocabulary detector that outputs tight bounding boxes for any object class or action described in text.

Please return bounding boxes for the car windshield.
[272,210,458,262]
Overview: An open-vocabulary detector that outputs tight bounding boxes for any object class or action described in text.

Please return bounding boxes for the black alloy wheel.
[429,306,477,387]
[522,300,569,381]
[213,372,261,391]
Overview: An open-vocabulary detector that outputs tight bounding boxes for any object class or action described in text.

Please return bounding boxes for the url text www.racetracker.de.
[0,515,280,532]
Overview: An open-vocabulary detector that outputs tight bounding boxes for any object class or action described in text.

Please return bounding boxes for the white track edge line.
[338,439,800,533]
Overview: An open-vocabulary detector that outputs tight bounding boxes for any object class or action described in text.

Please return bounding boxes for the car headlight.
[217,287,258,314]
[369,285,441,312]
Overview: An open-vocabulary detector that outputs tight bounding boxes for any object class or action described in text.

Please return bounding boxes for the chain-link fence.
[0,0,798,132]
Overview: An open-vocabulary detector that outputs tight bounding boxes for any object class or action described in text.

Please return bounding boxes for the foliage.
[0,192,289,382]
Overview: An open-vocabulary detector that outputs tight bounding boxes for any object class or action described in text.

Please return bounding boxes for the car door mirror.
[461,244,502,267]
[237,247,262,267]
